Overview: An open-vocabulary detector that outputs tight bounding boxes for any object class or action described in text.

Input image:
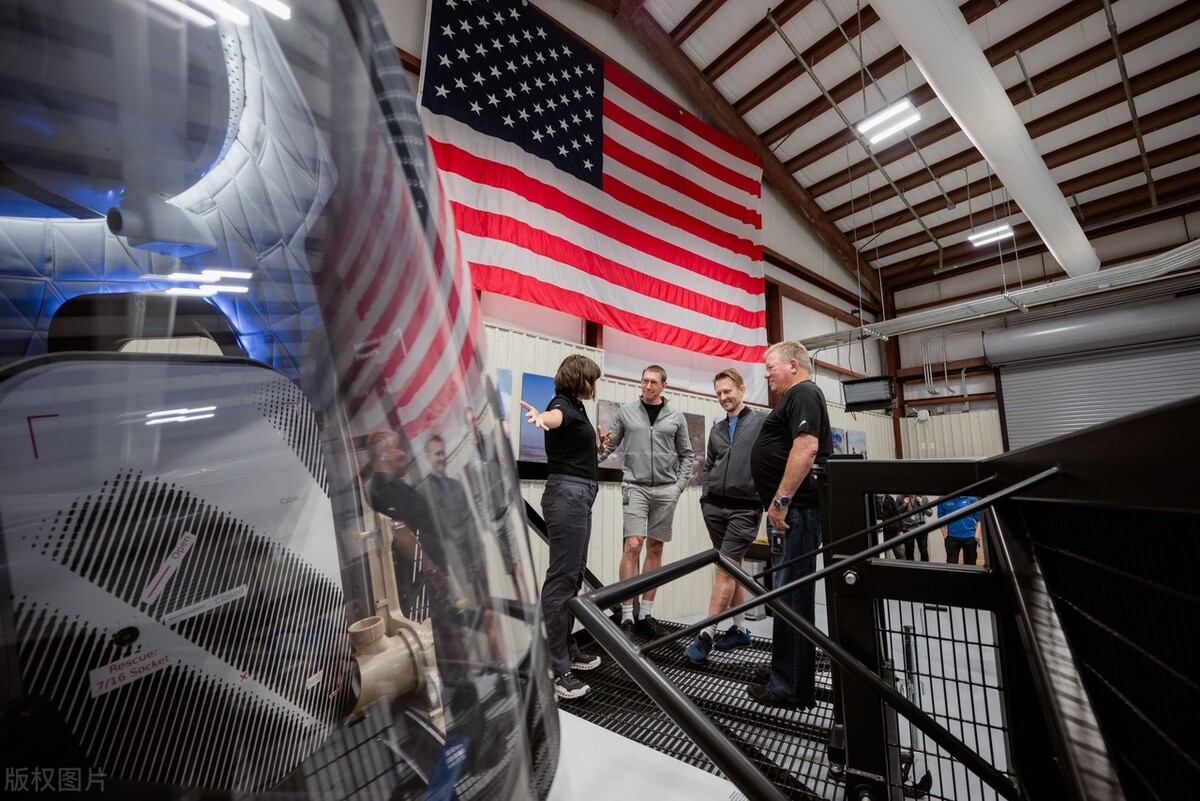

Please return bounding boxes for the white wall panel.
[901,409,1004,459]
[828,405,897,459]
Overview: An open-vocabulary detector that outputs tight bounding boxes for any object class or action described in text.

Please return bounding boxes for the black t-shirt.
[545,393,597,480]
[364,470,446,567]
[642,401,663,426]
[751,380,832,508]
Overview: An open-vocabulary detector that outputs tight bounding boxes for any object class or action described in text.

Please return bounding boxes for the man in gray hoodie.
[599,365,695,635]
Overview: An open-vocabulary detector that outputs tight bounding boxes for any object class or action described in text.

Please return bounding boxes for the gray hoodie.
[599,398,695,494]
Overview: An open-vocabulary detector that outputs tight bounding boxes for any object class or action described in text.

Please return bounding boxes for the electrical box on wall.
[842,375,896,412]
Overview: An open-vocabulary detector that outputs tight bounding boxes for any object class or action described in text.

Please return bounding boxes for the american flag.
[419,0,766,362]
[318,5,484,441]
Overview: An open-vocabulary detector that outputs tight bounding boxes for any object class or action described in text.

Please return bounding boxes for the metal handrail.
[642,468,1059,657]
[754,473,998,582]
[571,467,1064,801]
[568,551,787,801]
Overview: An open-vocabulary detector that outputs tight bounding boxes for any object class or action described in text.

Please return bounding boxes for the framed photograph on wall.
[495,368,513,422]
[518,372,555,462]
[831,427,846,455]
[846,429,868,458]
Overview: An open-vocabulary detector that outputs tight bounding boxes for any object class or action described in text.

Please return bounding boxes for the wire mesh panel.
[881,600,1013,800]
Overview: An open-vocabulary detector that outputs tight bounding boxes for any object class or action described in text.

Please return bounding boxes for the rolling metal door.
[998,338,1200,450]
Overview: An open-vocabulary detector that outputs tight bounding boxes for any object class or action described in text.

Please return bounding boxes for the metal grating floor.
[563,622,840,800]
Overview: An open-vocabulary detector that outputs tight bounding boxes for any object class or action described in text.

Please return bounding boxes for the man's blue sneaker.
[685,632,713,664]
[712,626,752,651]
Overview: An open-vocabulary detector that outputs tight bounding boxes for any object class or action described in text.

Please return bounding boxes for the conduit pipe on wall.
[871,0,1101,277]
[982,293,1200,364]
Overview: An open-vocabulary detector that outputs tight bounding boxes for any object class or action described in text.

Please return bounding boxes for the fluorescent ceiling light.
[855,99,920,145]
[165,286,220,296]
[164,284,249,296]
[146,413,216,425]
[968,224,1014,247]
[248,0,291,19]
[865,113,921,145]
[188,0,250,25]
[147,406,217,418]
[202,269,255,280]
[971,231,1016,247]
[147,0,216,26]
[164,272,220,282]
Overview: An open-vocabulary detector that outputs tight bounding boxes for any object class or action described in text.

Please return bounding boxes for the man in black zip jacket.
[686,368,766,663]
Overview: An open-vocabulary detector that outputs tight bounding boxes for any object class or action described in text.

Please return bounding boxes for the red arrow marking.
[26,415,60,460]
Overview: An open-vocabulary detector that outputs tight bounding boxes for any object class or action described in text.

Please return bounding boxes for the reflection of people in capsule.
[364,430,508,773]
[464,407,528,604]
[362,430,445,615]
[362,430,477,678]
[421,433,506,664]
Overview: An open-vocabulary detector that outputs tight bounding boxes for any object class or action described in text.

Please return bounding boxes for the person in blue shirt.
[937,495,982,565]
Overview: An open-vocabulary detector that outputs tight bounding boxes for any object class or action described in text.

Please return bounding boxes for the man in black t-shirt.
[748,341,832,708]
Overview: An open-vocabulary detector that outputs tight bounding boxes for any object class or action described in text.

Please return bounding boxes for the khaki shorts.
[622,483,680,542]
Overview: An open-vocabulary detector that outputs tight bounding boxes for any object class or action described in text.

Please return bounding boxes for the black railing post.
[568,560,787,801]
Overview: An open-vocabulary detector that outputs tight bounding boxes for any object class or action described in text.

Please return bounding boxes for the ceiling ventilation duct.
[871,0,1100,277]
[801,239,1200,350]
[982,293,1200,365]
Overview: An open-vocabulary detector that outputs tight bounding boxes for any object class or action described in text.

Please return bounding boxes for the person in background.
[748,341,832,709]
[422,434,473,549]
[875,493,906,559]
[598,365,695,636]
[686,368,766,664]
[901,494,933,561]
[520,355,608,701]
[938,494,982,565]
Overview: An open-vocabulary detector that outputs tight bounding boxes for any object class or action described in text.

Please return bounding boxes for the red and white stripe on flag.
[321,107,483,441]
[419,0,766,362]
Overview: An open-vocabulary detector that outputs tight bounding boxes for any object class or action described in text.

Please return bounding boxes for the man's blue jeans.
[767,504,822,704]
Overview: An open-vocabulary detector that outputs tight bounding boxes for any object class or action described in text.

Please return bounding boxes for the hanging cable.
[815,0,954,210]
[767,10,941,253]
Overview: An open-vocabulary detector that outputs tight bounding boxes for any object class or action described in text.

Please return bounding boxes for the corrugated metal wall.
[829,405,897,459]
[901,409,1005,459]
[484,324,895,618]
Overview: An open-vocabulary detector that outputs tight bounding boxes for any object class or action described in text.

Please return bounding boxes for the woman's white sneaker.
[553,671,591,700]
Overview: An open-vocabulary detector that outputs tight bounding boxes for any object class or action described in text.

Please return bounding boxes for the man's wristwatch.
[772,495,791,511]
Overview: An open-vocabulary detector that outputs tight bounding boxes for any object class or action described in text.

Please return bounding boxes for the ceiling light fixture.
[147,0,216,26]
[164,272,220,283]
[202,269,255,280]
[165,286,220,296]
[968,224,1015,247]
[188,0,250,26]
[855,98,920,145]
[247,0,291,20]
